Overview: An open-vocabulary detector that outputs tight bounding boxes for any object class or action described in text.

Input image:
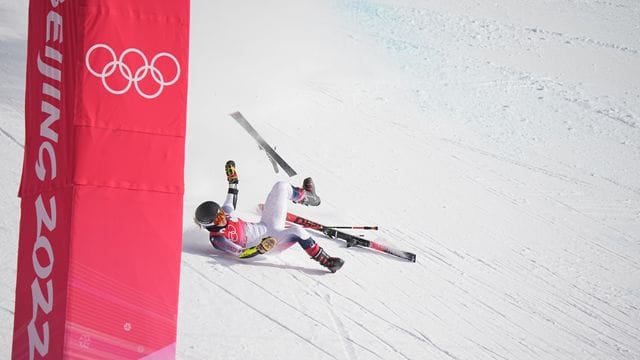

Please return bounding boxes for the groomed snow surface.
[2,1,640,359]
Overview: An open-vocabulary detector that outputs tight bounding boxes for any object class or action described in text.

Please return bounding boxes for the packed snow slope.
[2,0,640,359]
[0,0,28,356]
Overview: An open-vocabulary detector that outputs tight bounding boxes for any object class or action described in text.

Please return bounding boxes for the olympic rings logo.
[85,43,181,99]
[226,224,239,241]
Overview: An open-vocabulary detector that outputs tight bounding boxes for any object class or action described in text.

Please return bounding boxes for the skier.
[194,160,344,273]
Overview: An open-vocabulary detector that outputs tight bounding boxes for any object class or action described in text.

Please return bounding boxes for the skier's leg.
[271,226,344,273]
[260,181,292,229]
[261,179,322,229]
[269,225,313,251]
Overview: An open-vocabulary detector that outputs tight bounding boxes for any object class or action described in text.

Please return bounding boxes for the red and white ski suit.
[208,181,319,257]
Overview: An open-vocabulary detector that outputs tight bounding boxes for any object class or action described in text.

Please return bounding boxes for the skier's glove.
[239,236,277,259]
[225,160,238,184]
[257,236,277,253]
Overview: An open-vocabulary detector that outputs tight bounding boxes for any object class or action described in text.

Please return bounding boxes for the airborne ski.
[286,212,417,262]
[230,111,297,177]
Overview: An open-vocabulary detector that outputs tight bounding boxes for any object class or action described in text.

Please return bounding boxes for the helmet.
[194,201,221,227]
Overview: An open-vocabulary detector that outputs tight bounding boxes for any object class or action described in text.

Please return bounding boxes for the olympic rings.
[85,43,181,99]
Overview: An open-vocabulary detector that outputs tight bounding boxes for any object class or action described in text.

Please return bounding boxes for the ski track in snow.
[0,305,14,315]
[0,126,23,148]
[323,294,358,360]
[217,258,393,359]
[295,261,437,358]
[182,259,341,359]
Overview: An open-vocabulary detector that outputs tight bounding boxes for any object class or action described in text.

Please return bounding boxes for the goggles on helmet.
[213,208,227,227]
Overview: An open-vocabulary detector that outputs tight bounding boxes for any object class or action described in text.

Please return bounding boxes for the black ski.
[230,111,297,177]
[286,212,417,262]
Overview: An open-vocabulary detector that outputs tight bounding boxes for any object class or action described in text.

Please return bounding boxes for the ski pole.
[287,213,377,231]
[324,226,378,230]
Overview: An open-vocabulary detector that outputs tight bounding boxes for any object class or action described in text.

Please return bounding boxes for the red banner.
[14,1,189,359]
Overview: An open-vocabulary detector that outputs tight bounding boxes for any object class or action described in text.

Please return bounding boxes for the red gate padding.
[14,1,189,359]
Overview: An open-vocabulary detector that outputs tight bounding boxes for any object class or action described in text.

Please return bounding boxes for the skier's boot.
[312,247,344,273]
[293,177,321,206]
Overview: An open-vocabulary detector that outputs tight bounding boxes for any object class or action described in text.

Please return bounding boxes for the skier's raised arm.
[224,160,238,210]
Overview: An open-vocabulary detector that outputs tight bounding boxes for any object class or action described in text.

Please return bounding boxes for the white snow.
[2,0,640,359]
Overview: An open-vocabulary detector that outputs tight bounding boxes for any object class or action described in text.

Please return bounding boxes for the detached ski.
[286,212,417,262]
[230,111,297,177]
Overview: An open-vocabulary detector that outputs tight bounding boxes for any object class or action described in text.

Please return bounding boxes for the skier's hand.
[257,236,277,254]
[238,236,277,258]
[225,160,238,184]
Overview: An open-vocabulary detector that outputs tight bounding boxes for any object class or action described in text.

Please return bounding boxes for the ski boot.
[312,247,344,273]
[294,177,321,206]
